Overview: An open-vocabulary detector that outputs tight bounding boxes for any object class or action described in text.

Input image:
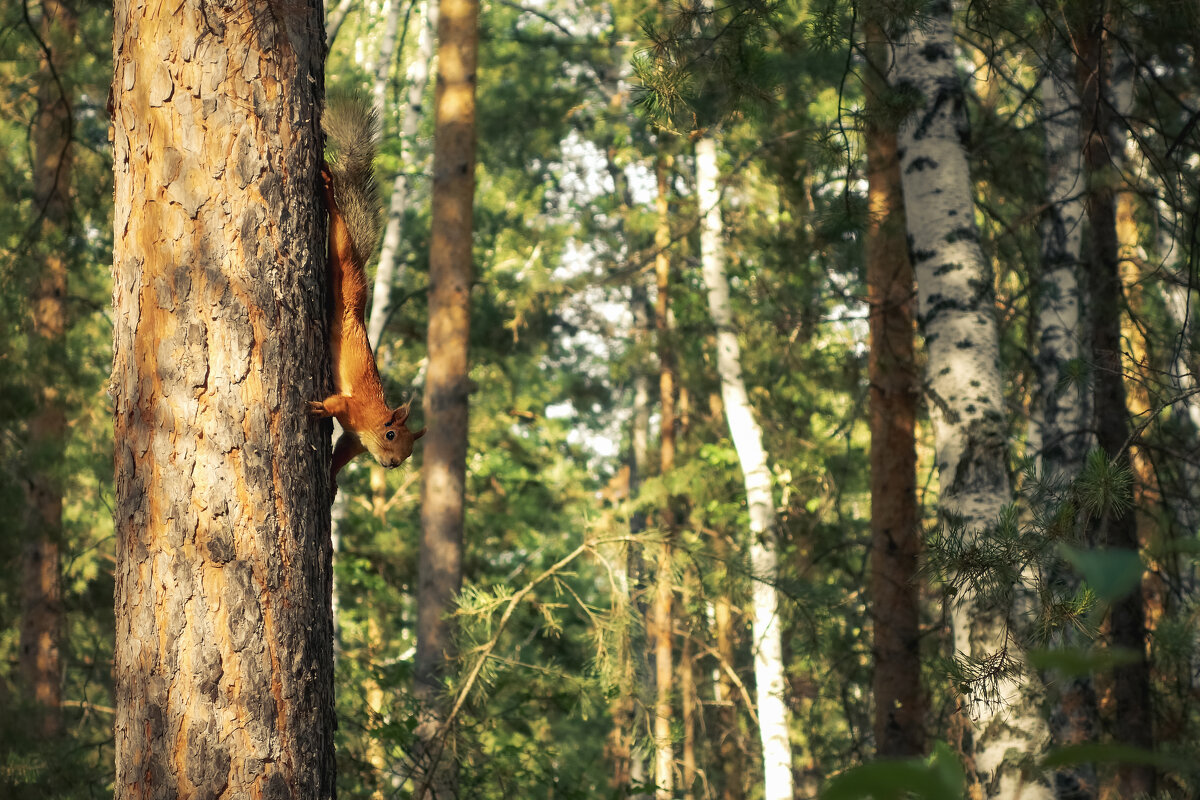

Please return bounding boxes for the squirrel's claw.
[308,400,332,418]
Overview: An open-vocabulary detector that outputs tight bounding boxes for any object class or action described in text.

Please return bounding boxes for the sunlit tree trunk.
[111,0,332,795]
[629,282,653,799]
[711,524,745,800]
[370,0,438,351]
[651,153,677,800]
[863,16,924,760]
[1071,11,1156,795]
[21,0,76,741]
[893,4,1050,797]
[696,135,794,800]
[680,571,697,800]
[1033,50,1099,800]
[414,0,478,794]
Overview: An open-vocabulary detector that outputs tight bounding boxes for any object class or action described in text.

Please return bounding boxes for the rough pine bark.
[414,0,478,794]
[650,153,677,800]
[1071,11,1156,796]
[369,0,438,350]
[110,0,332,796]
[893,4,1050,797]
[21,0,76,741]
[695,135,795,800]
[1034,53,1099,800]
[863,18,925,759]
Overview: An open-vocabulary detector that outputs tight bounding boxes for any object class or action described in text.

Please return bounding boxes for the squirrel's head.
[362,402,425,468]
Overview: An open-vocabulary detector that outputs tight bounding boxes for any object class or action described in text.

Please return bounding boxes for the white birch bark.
[368,0,438,350]
[325,0,355,46]
[696,135,794,800]
[1033,57,1101,800]
[893,5,1051,798]
[1031,64,1088,480]
[370,0,405,121]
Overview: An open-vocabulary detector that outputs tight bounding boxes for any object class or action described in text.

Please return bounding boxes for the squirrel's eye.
[386,430,396,441]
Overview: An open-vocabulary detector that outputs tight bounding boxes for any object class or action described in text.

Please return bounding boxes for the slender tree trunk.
[680,571,697,800]
[863,17,924,760]
[21,0,76,742]
[712,526,745,800]
[369,0,404,120]
[629,283,653,799]
[696,135,795,800]
[893,4,1050,797]
[651,153,676,800]
[1034,50,1099,800]
[609,278,652,796]
[111,0,333,796]
[1071,11,1156,796]
[325,0,355,47]
[414,0,478,794]
[370,0,439,351]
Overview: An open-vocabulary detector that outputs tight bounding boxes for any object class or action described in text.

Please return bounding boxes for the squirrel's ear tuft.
[390,404,410,426]
[412,427,426,441]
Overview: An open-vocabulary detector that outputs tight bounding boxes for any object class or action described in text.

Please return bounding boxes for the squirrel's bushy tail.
[323,93,381,262]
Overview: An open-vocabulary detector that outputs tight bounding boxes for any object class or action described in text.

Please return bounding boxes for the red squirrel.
[309,95,424,487]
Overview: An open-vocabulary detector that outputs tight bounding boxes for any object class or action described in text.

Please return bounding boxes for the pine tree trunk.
[369,0,438,351]
[414,0,478,794]
[608,277,652,796]
[680,571,697,800]
[893,4,1050,797]
[651,153,676,800]
[1071,12,1156,796]
[863,17,924,760]
[21,0,75,741]
[1034,51,1099,800]
[110,0,333,796]
[712,527,745,800]
[696,135,795,800]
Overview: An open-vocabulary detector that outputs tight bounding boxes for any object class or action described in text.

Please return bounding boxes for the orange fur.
[310,166,424,487]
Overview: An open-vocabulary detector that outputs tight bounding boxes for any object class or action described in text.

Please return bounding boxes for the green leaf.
[1042,743,1181,770]
[822,742,964,800]
[1059,545,1143,605]
[1026,646,1140,677]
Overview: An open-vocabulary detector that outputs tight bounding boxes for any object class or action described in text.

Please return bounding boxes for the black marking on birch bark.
[918,42,950,63]
[907,156,937,173]
[943,226,977,245]
[933,261,963,276]
[947,413,1007,497]
[911,247,937,264]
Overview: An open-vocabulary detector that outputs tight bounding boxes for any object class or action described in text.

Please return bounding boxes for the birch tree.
[415,0,479,793]
[111,0,333,796]
[893,3,1050,796]
[1032,49,1098,800]
[369,0,438,351]
[695,134,794,800]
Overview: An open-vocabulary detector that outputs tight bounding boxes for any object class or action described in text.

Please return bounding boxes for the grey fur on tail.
[322,93,382,263]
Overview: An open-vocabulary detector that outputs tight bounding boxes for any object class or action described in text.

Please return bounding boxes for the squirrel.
[309,94,424,488]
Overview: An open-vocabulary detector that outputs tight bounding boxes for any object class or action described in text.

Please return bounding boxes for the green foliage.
[821,742,966,800]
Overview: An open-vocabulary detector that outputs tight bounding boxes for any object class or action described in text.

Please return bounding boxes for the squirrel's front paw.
[308,400,331,418]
